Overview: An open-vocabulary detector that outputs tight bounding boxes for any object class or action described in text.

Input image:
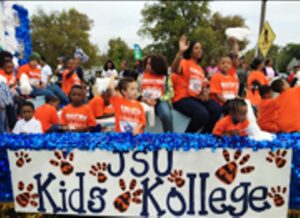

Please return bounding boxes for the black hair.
[70,84,84,94]
[142,54,168,76]
[259,85,272,97]
[45,95,59,103]
[117,77,135,94]
[251,80,261,94]
[265,59,272,66]
[271,79,285,93]
[223,98,247,116]
[21,101,35,111]
[104,60,115,71]
[0,51,13,68]
[228,52,238,61]
[250,58,263,70]
[183,40,202,63]
[41,56,46,62]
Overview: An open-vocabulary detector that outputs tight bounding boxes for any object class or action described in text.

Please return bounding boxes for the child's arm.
[108,76,117,97]
[132,124,144,136]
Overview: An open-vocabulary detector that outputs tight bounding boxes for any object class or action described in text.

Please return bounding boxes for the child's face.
[70,88,84,106]
[219,57,232,74]
[263,91,273,99]
[21,106,34,121]
[29,60,39,69]
[3,61,14,74]
[231,105,248,123]
[122,81,139,100]
[67,59,77,71]
[145,58,152,72]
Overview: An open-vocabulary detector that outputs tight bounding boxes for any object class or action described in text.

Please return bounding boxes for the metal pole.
[255,0,267,57]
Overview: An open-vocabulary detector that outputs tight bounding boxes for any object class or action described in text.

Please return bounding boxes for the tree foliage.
[277,43,300,72]
[31,8,100,68]
[139,1,248,65]
[106,37,135,70]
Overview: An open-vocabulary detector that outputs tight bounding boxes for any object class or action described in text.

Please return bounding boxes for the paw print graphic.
[114,179,143,213]
[89,162,107,183]
[167,170,185,188]
[15,151,31,167]
[49,151,74,175]
[16,181,38,208]
[266,150,287,168]
[215,149,255,185]
[268,186,287,207]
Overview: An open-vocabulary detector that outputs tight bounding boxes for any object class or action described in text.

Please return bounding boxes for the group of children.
[2,35,300,137]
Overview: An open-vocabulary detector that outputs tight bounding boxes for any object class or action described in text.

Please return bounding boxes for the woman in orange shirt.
[246,58,269,107]
[171,36,222,133]
[62,58,81,95]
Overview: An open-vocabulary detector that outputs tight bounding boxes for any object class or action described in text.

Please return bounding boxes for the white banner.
[8,148,292,217]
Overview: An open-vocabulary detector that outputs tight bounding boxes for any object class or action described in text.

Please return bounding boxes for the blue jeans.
[0,109,6,133]
[31,84,69,105]
[155,101,173,133]
[173,97,222,133]
[47,84,69,105]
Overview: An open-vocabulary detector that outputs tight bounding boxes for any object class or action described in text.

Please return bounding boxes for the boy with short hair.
[35,95,60,133]
[13,101,42,134]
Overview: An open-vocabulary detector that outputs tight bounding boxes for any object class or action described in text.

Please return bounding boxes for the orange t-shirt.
[181,59,206,97]
[35,104,59,133]
[274,87,300,132]
[229,67,236,76]
[213,115,249,136]
[257,99,279,133]
[171,73,188,103]
[246,70,269,106]
[0,69,16,86]
[111,95,146,133]
[17,64,41,86]
[61,104,96,129]
[89,96,115,118]
[141,71,165,100]
[62,70,81,95]
[210,72,239,105]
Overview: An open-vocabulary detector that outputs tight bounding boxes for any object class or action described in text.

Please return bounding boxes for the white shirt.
[41,64,53,85]
[13,118,43,134]
[102,69,118,78]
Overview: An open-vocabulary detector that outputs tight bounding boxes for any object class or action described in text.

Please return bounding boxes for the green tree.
[277,43,300,72]
[139,1,248,65]
[106,37,135,70]
[31,8,100,68]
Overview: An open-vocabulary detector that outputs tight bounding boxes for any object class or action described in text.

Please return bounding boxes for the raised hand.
[179,35,190,53]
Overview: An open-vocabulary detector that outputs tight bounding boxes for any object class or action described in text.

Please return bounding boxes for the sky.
[17,1,300,54]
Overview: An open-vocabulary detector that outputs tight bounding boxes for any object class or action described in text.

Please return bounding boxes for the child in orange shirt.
[213,98,249,136]
[61,85,96,132]
[257,86,279,133]
[89,90,114,119]
[210,56,239,105]
[35,95,60,133]
[62,58,81,95]
[109,77,146,135]
[246,58,269,106]
[271,79,300,132]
